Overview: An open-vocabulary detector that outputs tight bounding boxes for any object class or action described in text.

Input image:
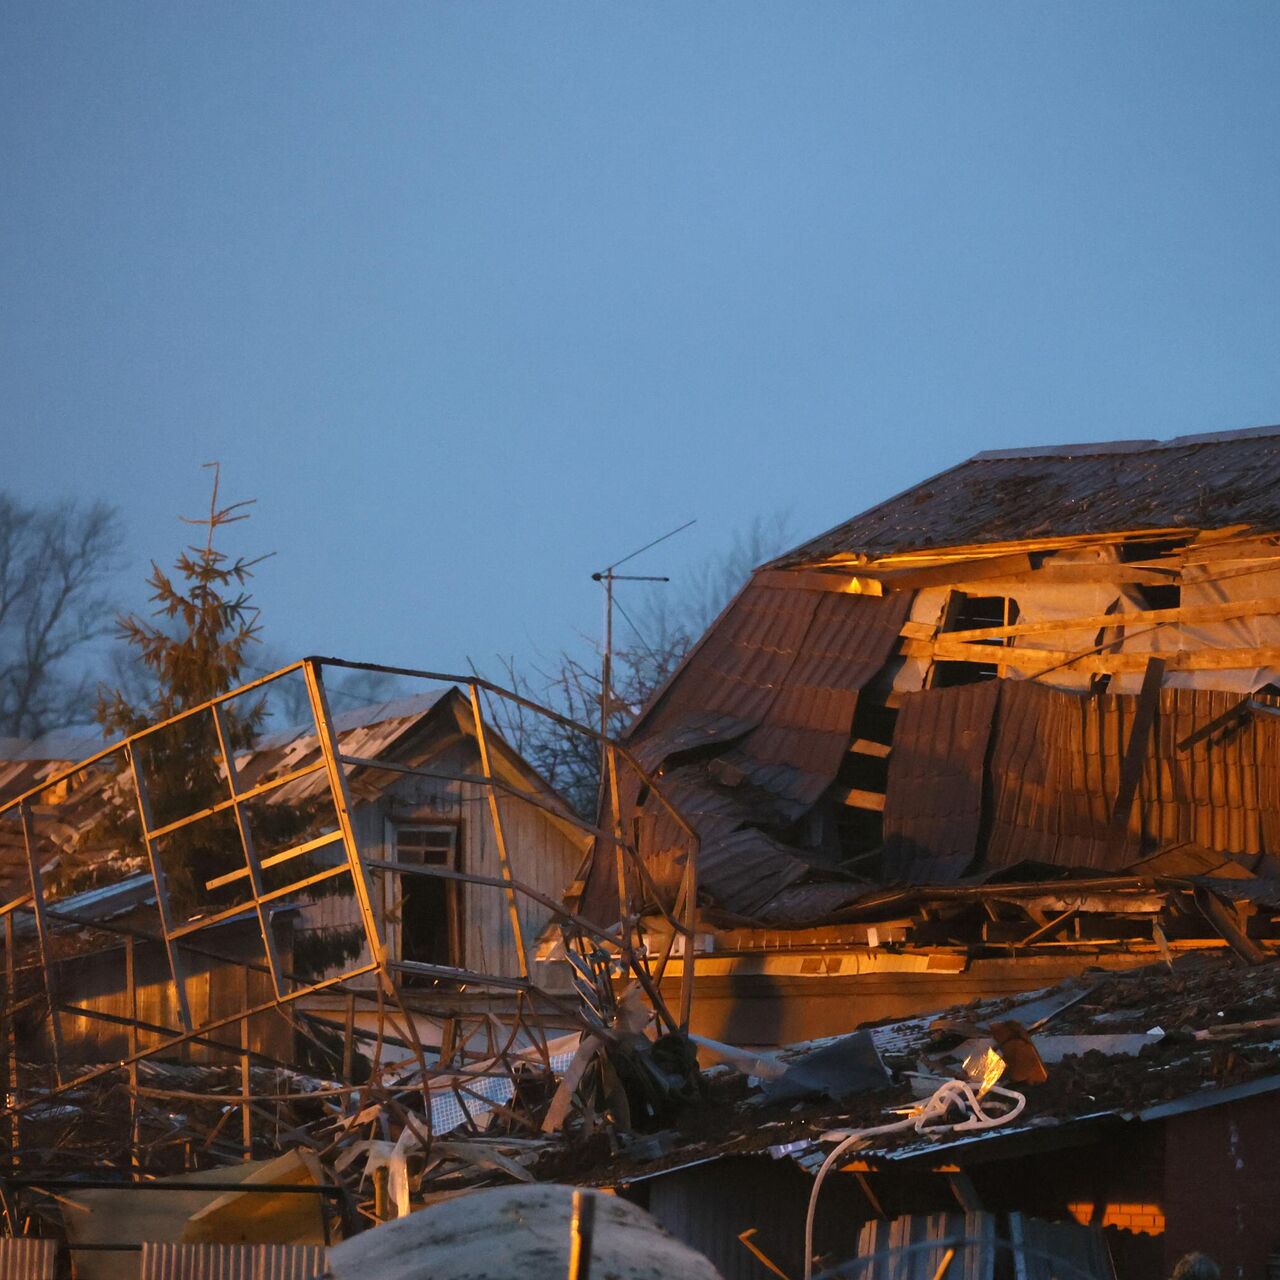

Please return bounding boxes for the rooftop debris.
[525,952,1280,1194]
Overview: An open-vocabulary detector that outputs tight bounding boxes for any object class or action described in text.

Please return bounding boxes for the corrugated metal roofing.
[629,712,754,773]
[881,682,1000,883]
[986,679,1280,873]
[584,584,907,924]
[714,590,910,814]
[0,1237,56,1279]
[139,1242,327,1280]
[773,425,1280,565]
[640,584,827,738]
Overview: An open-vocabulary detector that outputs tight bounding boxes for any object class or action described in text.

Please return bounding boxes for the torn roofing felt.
[771,424,1280,566]
[580,581,909,925]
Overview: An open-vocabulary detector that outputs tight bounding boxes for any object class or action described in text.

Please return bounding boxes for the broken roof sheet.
[773,425,1280,565]
[254,689,449,750]
[583,585,906,924]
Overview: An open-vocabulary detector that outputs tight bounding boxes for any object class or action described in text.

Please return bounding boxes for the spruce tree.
[98,463,264,735]
[93,465,271,916]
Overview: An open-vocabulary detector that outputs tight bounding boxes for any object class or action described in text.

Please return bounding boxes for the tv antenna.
[592,518,696,743]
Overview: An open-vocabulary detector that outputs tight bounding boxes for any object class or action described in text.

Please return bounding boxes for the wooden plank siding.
[292,730,586,988]
[25,924,293,1064]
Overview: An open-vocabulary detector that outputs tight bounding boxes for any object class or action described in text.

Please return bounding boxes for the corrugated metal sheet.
[987,680,1280,873]
[881,681,1000,882]
[139,1242,327,1280]
[854,1212,996,1280]
[774,425,1280,565]
[639,584,826,741]
[985,680,1139,872]
[0,1237,56,1279]
[584,584,908,923]
[630,712,754,773]
[716,590,911,813]
[1008,1213,1115,1280]
[747,879,874,924]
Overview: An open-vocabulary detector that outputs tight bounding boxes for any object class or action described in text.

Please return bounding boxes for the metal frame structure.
[0,656,700,1231]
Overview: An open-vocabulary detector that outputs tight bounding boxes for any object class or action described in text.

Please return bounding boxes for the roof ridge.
[972,422,1280,462]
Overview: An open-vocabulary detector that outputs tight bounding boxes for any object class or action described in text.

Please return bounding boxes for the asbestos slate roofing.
[775,424,1280,565]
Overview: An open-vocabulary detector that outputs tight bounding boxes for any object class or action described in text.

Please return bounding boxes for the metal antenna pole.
[591,517,696,741]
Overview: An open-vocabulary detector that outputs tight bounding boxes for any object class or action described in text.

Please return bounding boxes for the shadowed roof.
[774,424,1280,566]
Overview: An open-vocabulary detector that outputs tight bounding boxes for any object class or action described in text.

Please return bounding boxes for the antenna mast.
[591,518,696,744]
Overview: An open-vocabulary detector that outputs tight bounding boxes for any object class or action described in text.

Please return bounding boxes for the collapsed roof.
[582,426,1280,928]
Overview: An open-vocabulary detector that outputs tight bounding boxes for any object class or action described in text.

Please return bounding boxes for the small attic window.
[932,591,1019,687]
[948,594,1014,632]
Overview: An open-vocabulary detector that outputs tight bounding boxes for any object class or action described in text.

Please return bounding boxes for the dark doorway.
[394,824,461,971]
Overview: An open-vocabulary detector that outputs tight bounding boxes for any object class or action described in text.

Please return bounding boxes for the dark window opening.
[948,594,1016,632]
[1121,539,1184,611]
[932,659,1001,687]
[931,592,1019,687]
[394,824,461,977]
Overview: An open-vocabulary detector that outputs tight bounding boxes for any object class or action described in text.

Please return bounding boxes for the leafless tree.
[478,512,795,814]
[0,495,123,739]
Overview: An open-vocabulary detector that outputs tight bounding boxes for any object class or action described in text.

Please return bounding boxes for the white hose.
[801,1078,1026,1279]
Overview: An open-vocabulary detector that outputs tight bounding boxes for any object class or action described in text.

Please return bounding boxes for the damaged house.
[12,427,1280,1279]
[529,424,1280,1280]
[579,425,1280,1043]
[0,683,588,1068]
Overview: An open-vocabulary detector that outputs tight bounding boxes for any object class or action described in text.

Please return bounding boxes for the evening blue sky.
[4,3,1280,684]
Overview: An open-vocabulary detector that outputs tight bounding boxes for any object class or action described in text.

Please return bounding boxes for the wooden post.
[604,746,630,953]
[467,682,529,978]
[679,832,699,1032]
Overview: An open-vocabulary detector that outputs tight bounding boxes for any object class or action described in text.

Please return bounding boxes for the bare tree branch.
[0,495,123,738]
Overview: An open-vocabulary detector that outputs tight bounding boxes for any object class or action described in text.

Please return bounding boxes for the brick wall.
[1067,1201,1166,1234]
[1164,1091,1280,1280]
